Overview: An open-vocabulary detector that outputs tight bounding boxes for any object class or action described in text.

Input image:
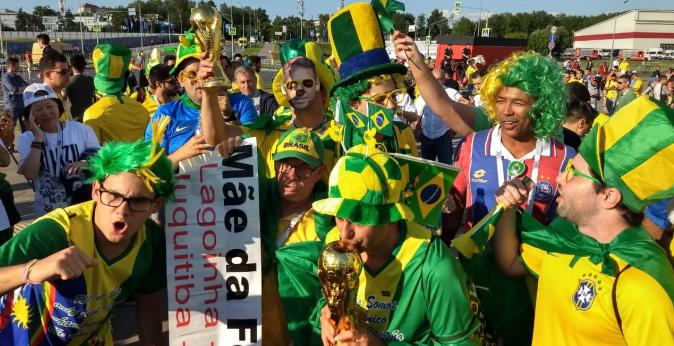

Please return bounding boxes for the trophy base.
[201,79,230,91]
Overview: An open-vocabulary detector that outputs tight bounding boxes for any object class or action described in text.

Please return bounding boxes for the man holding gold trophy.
[145,4,255,163]
[313,143,481,345]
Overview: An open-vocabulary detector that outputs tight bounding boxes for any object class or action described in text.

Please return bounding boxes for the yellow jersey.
[521,243,674,346]
[83,95,150,144]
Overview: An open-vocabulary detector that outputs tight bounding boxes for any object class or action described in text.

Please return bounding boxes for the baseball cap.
[272,128,325,169]
[23,83,60,109]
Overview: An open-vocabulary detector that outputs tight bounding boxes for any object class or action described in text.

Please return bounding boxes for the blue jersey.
[229,92,257,125]
[145,94,200,155]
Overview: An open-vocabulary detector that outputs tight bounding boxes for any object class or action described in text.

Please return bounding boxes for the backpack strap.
[612,264,632,336]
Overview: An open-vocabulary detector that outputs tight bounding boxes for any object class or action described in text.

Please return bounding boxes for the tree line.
[7,4,621,55]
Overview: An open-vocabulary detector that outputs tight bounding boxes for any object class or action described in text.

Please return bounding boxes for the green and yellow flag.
[390,153,461,228]
[333,98,396,151]
[452,204,505,259]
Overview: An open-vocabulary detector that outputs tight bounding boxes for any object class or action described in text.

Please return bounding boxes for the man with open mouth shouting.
[0,118,175,345]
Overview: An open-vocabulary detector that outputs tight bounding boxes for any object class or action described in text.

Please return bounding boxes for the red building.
[433,35,528,70]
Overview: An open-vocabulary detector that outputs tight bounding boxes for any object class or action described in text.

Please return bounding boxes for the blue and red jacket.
[453,128,575,227]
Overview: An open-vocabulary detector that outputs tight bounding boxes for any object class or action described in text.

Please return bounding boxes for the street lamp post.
[609,1,630,66]
[426,18,448,57]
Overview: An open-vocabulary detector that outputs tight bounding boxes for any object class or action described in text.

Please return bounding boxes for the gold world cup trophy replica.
[189,4,231,90]
[318,240,363,338]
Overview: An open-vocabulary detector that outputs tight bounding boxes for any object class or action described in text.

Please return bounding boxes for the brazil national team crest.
[573,279,597,311]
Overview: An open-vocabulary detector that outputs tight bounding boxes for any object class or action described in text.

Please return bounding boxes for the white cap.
[23,83,59,109]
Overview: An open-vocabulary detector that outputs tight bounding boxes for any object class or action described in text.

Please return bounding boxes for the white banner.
[165,138,262,345]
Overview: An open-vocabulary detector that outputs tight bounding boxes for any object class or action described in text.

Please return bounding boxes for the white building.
[574,10,674,51]
[42,15,109,31]
[0,9,18,29]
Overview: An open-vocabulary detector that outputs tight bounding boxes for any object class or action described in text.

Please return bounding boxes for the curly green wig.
[86,140,175,200]
[480,52,567,139]
[85,118,175,200]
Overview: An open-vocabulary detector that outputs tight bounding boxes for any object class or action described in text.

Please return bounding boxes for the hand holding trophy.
[189,4,231,90]
[318,240,363,342]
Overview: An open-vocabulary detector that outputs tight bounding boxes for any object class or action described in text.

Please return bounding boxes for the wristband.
[31,141,45,150]
[22,259,42,285]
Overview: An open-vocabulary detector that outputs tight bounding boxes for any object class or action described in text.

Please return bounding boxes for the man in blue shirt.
[144,29,255,166]
[1,57,28,132]
[415,68,460,164]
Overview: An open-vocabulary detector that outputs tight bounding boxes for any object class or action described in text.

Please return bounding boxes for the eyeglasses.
[161,77,177,85]
[50,69,71,76]
[276,160,315,180]
[359,88,406,106]
[99,185,156,212]
[179,69,198,82]
[284,79,315,91]
[562,160,602,184]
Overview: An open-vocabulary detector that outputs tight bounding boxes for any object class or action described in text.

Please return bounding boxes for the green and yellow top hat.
[578,95,674,212]
[312,144,414,226]
[327,2,406,96]
[92,43,131,96]
[170,27,202,75]
[272,128,325,169]
[272,39,338,108]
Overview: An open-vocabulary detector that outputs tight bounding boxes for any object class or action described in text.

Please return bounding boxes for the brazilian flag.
[390,153,460,228]
[367,102,394,137]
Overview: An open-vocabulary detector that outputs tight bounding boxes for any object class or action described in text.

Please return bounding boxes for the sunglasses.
[563,160,601,184]
[50,68,71,76]
[359,88,406,106]
[284,79,315,91]
[179,69,199,81]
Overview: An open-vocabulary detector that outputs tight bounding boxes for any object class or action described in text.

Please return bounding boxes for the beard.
[556,195,596,226]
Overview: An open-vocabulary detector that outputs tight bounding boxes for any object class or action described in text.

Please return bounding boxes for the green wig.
[480,52,567,139]
[85,117,175,200]
[332,73,406,104]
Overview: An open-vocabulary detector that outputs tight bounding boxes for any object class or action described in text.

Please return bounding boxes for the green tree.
[426,9,450,38]
[527,25,571,56]
[415,14,426,39]
[32,6,58,17]
[452,17,475,36]
[391,12,414,34]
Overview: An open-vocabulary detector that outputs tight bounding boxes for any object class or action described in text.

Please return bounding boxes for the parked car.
[645,48,664,60]
[664,50,674,60]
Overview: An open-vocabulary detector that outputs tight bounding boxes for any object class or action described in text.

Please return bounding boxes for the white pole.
[139,1,144,50]
[230,2,234,57]
[78,3,84,54]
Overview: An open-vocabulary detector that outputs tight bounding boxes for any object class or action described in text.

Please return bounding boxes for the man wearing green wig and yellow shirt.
[312,144,482,345]
[0,118,175,345]
[83,44,150,144]
[493,96,674,345]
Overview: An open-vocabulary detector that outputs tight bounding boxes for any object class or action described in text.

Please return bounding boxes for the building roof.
[436,35,527,48]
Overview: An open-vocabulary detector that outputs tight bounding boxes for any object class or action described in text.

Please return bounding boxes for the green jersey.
[322,221,481,345]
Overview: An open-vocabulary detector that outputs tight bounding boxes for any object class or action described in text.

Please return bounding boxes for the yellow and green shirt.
[83,95,151,144]
[322,222,482,345]
[521,243,674,345]
[0,201,166,345]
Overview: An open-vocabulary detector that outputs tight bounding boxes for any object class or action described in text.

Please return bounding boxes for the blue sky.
[9,0,674,19]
